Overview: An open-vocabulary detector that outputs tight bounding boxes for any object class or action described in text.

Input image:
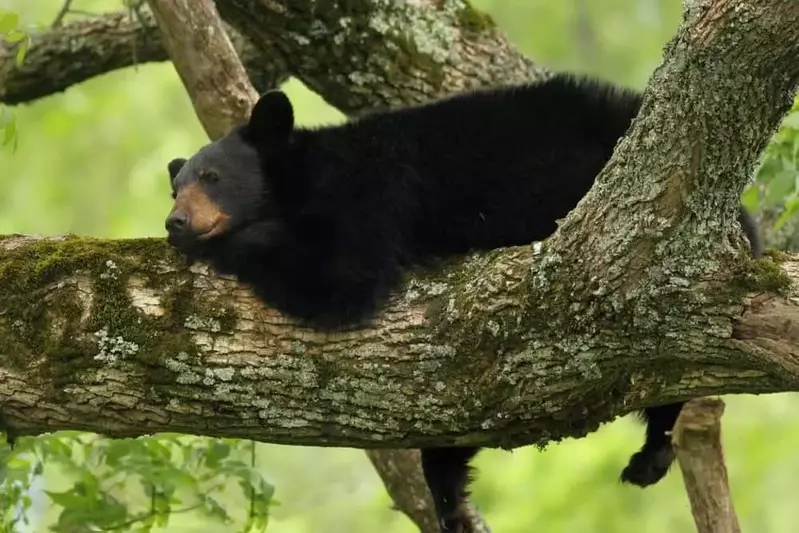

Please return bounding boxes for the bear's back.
[313,74,643,258]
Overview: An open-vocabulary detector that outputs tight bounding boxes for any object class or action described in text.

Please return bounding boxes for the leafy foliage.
[743,100,799,229]
[0,9,31,150]
[2,433,274,532]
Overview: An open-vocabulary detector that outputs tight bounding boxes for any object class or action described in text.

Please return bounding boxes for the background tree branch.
[0,1,548,109]
[673,398,741,533]
[0,10,286,106]
[146,0,258,139]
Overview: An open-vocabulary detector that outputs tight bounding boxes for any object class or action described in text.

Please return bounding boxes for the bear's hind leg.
[420,447,479,533]
[620,402,685,486]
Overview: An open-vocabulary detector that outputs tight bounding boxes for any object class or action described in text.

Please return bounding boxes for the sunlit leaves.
[2,432,274,532]
[0,100,16,152]
[0,8,31,151]
[0,11,18,33]
[746,99,799,229]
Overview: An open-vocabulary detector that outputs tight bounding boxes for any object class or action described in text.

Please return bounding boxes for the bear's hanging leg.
[421,447,479,533]
[620,402,685,486]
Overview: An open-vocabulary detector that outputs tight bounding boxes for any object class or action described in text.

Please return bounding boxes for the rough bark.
[0,2,547,109]
[0,10,286,105]
[526,0,799,370]
[146,0,259,139]
[212,0,546,112]
[0,234,797,447]
[673,398,741,533]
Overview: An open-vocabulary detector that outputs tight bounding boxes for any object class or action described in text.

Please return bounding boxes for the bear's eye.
[199,170,220,184]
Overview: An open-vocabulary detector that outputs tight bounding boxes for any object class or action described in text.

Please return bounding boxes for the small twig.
[673,398,741,533]
[51,0,75,28]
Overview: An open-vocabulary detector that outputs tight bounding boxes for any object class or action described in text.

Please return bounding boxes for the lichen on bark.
[0,236,238,403]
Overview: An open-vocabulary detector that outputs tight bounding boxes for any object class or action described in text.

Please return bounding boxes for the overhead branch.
[0,10,286,106]
[0,1,548,109]
[146,0,258,139]
[213,0,547,112]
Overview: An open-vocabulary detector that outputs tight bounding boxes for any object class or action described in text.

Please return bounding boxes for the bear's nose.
[165,211,190,234]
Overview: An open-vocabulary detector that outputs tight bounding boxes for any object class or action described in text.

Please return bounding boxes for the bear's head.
[164,90,298,255]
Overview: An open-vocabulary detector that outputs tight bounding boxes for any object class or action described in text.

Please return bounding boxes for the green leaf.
[105,438,134,468]
[203,440,232,469]
[201,495,231,522]
[3,30,25,43]
[740,185,760,212]
[15,37,28,66]
[763,169,796,206]
[45,489,88,509]
[3,117,16,147]
[774,197,799,230]
[0,12,19,34]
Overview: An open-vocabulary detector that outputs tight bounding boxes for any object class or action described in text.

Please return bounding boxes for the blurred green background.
[1,0,798,531]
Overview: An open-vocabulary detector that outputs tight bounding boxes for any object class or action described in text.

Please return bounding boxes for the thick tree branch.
[527,0,799,362]
[0,1,547,109]
[213,0,546,111]
[0,235,797,447]
[673,398,741,533]
[0,10,285,106]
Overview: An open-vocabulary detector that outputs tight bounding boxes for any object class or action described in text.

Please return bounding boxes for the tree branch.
[214,0,547,111]
[0,235,797,446]
[365,449,441,533]
[0,1,548,109]
[0,10,286,106]
[146,0,258,139]
[366,448,491,532]
[673,398,741,533]
[529,0,799,357]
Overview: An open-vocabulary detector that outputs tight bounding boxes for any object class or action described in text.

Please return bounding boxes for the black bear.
[164,73,761,532]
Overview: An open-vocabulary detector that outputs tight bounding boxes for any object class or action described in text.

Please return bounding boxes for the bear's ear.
[246,91,294,147]
[168,158,187,181]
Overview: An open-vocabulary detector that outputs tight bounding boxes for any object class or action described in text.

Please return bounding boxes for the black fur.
[164,73,762,532]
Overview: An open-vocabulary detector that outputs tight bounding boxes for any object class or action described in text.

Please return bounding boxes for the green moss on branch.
[0,236,238,399]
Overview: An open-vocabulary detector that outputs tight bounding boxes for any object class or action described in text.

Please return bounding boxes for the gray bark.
[674,398,742,533]
[0,2,547,109]
[0,234,797,447]
[0,10,287,105]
